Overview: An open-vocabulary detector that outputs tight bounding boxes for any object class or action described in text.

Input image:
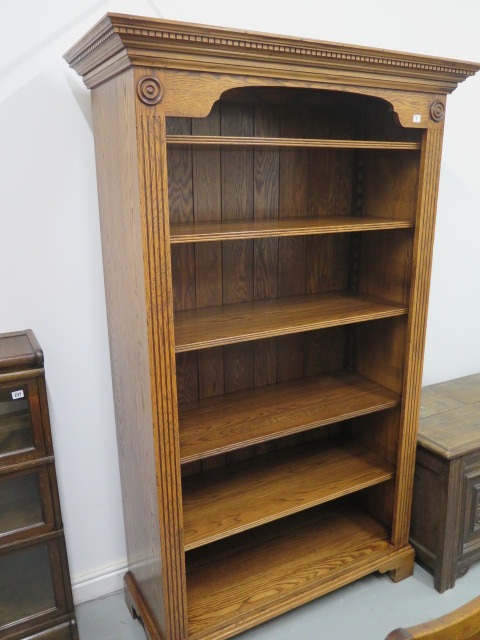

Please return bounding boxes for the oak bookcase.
[65,16,479,640]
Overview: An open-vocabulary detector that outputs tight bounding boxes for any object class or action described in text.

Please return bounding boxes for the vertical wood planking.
[224,344,254,394]
[197,346,224,399]
[253,337,278,387]
[278,105,308,295]
[192,103,223,310]
[305,235,350,295]
[170,244,195,312]
[221,101,254,306]
[221,99,256,463]
[167,118,196,312]
[307,150,338,217]
[175,353,198,404]
[278,105,309,383]
[237,102,276,458]
[187,105,225,471]
[192,104,225,403]
[306,91,355,219]
[166,116,193,224]
[253,103,280,395]
[303,328,346,378]
[253,103,280,300]
[167,117,198,409]
[220,100,255,394]
[305,103,352,302]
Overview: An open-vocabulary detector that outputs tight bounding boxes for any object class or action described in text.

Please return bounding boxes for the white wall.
[1,0,479,604]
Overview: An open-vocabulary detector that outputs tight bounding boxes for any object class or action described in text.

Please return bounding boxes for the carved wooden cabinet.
[65,15,478,640]
[0,330,77,640]
[411,373,480,593]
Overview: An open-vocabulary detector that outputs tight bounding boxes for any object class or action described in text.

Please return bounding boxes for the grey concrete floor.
[76,561,480,639]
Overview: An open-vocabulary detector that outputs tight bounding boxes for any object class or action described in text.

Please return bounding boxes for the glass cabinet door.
[0,467,55,542]
[0,381,45,461]
[0,540,67,633]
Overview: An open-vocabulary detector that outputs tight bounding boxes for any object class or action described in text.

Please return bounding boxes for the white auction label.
[11,390,25,400]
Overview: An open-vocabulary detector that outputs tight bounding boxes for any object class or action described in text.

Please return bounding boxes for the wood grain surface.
[178,371,399,461]
[186,501,392,638]
[174,291,408,351]
[391,125,445,549]
[183,440,394,549]
[92,69,186,637]
[170,216,414,243]
[64,14,478,640]
[167,135,422,149]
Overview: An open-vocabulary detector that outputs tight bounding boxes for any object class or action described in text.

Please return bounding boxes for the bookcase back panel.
[180,421,344,479]
[168,143,355,230]
[169,80,414,489]
[176,327,346,405]
[171,235,351,313]
[166,91,363,235]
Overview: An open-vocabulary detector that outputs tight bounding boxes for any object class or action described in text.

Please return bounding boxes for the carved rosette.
[137,77,163,105]
[430,100,445,122]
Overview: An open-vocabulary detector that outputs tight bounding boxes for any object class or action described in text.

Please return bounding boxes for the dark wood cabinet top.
[0,330,43,372]
[418,373,480,458]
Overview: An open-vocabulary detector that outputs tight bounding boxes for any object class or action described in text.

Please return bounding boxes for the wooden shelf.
[174,292,408,352]
[182,440,394,550]
[170,216,414,243]
[179,372,400,462]
[167,135,421,150]
[186,501,392,638]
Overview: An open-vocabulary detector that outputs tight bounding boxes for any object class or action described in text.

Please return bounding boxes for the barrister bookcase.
[65,15,479,640]
[0,330,77,640]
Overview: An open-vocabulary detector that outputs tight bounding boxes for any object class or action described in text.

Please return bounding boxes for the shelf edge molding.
[174,291,408,352]
[166,135,422,150]
[182,440,395,550]
[179,371,400,462]
[170,216,415,243]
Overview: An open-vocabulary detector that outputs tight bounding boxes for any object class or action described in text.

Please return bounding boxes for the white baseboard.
[72,560,128,605]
